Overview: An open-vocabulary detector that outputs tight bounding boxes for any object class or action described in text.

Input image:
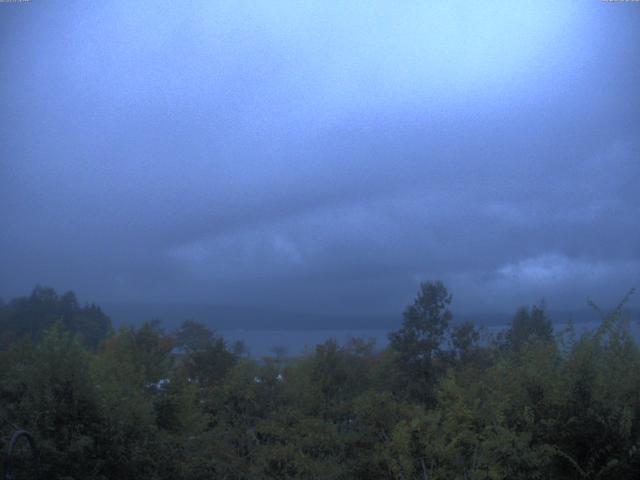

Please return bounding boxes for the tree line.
[0,283,639,479]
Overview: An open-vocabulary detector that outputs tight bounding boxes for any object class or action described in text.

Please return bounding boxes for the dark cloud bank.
[1,1,639,329]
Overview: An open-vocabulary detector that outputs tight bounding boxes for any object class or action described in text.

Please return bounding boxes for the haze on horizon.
[1,1,639,321]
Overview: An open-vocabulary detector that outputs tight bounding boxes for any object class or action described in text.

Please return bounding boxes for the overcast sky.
[1,0,639,318]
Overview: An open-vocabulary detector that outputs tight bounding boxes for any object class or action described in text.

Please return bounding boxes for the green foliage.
[503,304,554,352]
[389,280,454,404]
[0,286,111,350]
[1,284,639,479]
[174,320,238,389]
[175,319,214,352]
[0,323,103,479]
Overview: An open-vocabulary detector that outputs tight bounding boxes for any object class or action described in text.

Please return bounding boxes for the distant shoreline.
[219,319,640,357]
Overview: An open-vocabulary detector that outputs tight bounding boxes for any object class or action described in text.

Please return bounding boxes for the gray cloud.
[1,1,639,321]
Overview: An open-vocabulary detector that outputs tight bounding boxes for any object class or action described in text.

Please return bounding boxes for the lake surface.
[221,320,640,357]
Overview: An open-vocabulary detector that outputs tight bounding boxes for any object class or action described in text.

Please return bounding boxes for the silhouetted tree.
[175,319,214,352]
[389,280,453,403]
[504,304,553,351]
[0,286,111,349]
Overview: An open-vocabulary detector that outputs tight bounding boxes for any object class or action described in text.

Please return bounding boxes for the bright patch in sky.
[498,254,609,284]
